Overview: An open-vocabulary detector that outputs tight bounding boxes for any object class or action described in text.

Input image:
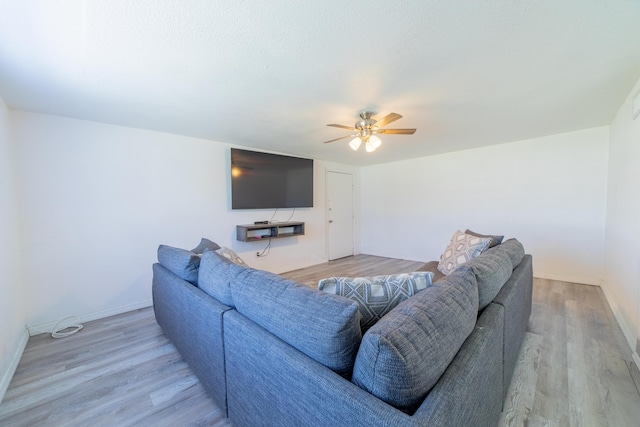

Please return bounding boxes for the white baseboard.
[0,328,29,403]
[27,299,153,336]
[533,272,603,287]
[599,282,640,372]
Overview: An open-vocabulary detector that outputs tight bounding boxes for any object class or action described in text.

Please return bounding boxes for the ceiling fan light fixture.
[365,139,377,152]
[349,137,362,151]
[369,135,382,150]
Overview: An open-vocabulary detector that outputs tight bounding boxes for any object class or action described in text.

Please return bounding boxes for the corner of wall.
[0,328,29,403]
[0,98,30,404]
[600,279,640,371]
[603,74,640,372]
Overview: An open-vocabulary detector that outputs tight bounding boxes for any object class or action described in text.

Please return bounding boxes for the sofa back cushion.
[229,264,362,375]
[465,245,513,310]
[466,238,525,310]
[498,238,525,268]
[351,266,479,413]
[198,249,237,306]
[157,245,201,284]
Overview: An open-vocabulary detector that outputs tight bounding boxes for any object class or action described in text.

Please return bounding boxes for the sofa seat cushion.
[229,264,362,375]
[318,272,434,332]
[157,245,201,284]
[351,266,479,413]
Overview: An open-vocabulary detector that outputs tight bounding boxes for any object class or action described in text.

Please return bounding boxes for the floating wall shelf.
[236,222,305,242]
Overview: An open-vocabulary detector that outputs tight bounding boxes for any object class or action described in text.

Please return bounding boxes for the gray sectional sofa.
[152,238,532,426]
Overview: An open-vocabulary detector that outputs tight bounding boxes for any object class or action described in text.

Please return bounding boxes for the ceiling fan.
[323,111,416,152]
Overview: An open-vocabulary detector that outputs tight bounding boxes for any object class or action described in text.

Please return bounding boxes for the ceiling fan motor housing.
[356,111,378,136]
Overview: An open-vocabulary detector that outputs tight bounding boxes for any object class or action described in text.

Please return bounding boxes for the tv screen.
[230,148,314,210]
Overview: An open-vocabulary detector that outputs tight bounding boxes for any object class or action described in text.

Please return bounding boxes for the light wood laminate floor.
[1,255,639,426]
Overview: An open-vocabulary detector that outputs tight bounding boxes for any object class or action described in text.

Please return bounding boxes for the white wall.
[360,127,609,285]
[604,75,640,363]
[0,98,27,400]
[11,111,358,330]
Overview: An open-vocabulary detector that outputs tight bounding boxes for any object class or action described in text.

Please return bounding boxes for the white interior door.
[327,171,354,260]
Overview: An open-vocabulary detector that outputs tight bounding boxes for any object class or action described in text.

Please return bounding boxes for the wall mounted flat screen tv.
[230,148,314,210]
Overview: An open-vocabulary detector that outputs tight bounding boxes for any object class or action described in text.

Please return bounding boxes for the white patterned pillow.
[318,272,434,331]
[438,230,491,275]
[215,247,248,266]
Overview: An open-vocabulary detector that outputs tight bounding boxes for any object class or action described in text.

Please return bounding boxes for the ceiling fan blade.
[374,113,402,128]
[327,124,355,130]
[323,134,354,144]
[377,128,416,135]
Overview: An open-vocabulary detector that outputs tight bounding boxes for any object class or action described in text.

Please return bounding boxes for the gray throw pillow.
[318,272,434,332]
[191,238,221,254]
[157,245,201,284]
[464,229,504,248]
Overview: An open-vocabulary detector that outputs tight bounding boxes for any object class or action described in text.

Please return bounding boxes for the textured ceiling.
[1,1,639,166]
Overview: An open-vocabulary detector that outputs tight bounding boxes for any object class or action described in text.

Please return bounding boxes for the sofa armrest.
[152,263,232,414]
[414,302,504,427]
[492,254,533,401]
